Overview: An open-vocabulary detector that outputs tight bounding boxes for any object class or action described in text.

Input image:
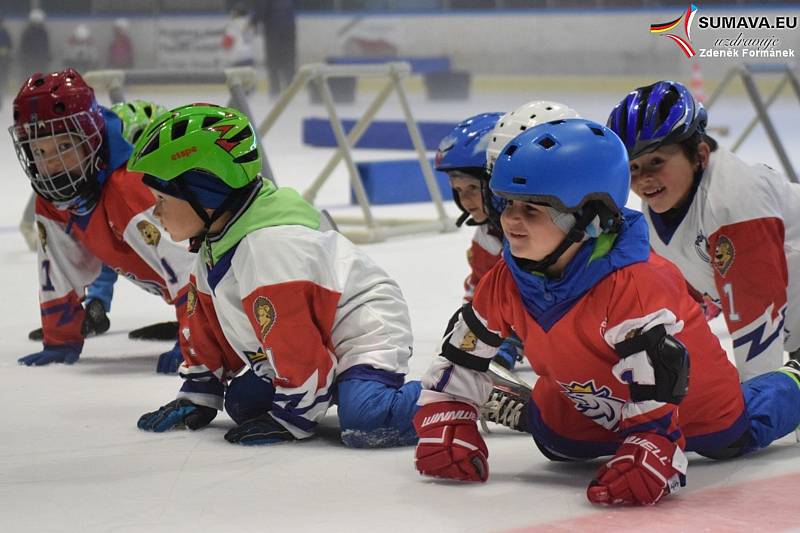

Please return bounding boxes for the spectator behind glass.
[0,16,11,110]
[251,0,296,97]
[18,8,52,81]
[222,3,255,67]
[64,24,98,73]
[108,18,134,69]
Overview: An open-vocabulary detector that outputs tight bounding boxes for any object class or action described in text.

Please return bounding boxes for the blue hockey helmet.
[435,112,503,175]
[607,80,708,161]
[491,118,629,229]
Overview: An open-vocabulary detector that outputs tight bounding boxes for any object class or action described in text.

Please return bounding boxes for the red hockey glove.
[587,432,687,505]
[413,401,489,482]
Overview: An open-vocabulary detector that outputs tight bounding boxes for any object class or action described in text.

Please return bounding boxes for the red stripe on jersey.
[242,280,340,390]
[37,168,173,303]
[710,217,787,329]
[40,291,84,346]
[184,276,244,375]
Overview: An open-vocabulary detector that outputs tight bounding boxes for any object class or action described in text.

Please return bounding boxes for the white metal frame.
[257,61,456,243]
[705,63,799,183]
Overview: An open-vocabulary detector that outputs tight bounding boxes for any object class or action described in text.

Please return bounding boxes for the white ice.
[1,81,799,533]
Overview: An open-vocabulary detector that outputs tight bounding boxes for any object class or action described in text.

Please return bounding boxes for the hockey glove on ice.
[137,399,217,432]
[28,299,111,341]
[413,401,488,482]
[18,344,81,366]
[80,299,111,337]
[587,432,687,506]
[156,341,183,374]
[224,413,297,445]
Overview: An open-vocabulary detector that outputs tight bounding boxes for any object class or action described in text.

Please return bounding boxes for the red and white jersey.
[645,148,800,381]
[34,168,193,347]
[464,224,503,301]
[177,225,414,439]
[420,252,745,453]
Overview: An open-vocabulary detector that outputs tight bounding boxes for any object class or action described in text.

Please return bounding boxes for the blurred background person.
[0,16,11,110]
[18,8,51,81]
[222,2,255,67]
[108,18,134,69]
[252,0,297,97]
[63,24,98,73]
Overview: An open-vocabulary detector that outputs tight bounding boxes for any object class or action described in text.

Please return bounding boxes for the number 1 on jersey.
[41,260,55,291]
[723,282,740,321]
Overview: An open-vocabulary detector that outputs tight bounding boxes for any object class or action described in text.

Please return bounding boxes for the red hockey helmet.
[9,69,105,206]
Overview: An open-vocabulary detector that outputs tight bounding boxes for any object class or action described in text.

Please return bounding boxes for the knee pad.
[224,370,275,425]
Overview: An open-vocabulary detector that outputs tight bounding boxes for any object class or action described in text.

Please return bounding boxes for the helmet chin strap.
[511,208,595,274]
[511,202,621,275]
[174,178,260,264]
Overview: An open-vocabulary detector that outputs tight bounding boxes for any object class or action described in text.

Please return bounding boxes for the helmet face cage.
[9,111,103,203]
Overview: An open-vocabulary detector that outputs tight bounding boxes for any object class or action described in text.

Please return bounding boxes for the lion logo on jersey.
[186,283,197,316]
[713,235,735,277]
[137,220,161,246]
[36,221,47,253]
[559,380,625,430]
[459,330,478,351]
[253,296,276,340]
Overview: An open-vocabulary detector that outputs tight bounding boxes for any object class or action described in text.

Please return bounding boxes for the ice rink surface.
[1,81,799,532]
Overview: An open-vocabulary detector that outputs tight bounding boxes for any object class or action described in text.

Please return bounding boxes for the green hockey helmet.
[128,102,260,189]
[110,99,168,144]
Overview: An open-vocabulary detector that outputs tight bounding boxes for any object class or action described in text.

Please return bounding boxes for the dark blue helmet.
[490,118,629,225]
[435,112,503,175]
[607,80,708,161]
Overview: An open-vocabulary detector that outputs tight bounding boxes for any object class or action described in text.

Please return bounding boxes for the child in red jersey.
[411,118,800,506]
[8,69,193,372]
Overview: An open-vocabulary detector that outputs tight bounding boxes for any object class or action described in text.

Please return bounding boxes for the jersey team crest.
[459,330,478,351]
[186,283,197,316]
[36,221,48,253]
[136,220,161,246]
[558,380,625,430]
[713,235,735,276]
[253,295,276,340]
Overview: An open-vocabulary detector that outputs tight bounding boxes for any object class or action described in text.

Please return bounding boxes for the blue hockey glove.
[156,341,183,374]
[18,344,81,366]
[224,413,297,445]
[137,399,217,432]
[494,333,524,370]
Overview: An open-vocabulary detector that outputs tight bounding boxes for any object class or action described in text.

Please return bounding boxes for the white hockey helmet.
[74,24,91,41]
[29,8,45,23]
[485,100,580,171]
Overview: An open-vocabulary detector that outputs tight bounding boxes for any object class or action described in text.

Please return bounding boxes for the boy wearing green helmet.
[133,103,422,447]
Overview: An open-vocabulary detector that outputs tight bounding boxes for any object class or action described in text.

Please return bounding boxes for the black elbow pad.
[614,324,690,405]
